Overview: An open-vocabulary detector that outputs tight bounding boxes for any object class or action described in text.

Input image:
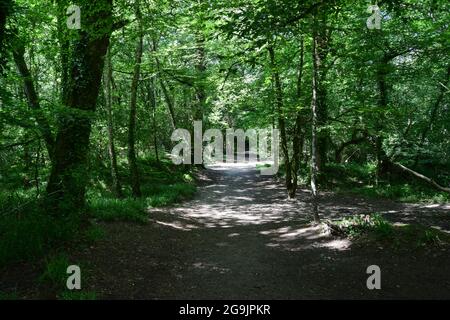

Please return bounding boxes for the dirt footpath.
[72,163,450,299]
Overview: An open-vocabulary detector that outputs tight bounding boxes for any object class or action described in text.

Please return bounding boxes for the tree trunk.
[127,0,143,198]
[393,162,450,194]
[268,45,294,199]
[151,38,177,131]
[46,0,113,215]
[104,47,123,198]
[23,132,32,188]
[314,20,331,173]
[0,0,12,75]
[13,43,55,159]
[311,27,322,224]
[335,129,368,163]
[292,36,306,196]
[159,78,177,130]
[194,33,206,122]
[34,140,42,194]
[375,55,391,178]
[56,0,70,104]
[148,77,160,164]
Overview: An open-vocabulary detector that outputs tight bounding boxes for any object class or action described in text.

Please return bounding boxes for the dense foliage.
[0,0,448,267]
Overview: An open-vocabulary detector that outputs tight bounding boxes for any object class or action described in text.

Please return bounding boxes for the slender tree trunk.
[23,133,32,188]
[151,38,177,130]
[335,129,368,163]
[127,0,143,198]
[194,33,206,122]
[13,44,55,159]
[268,45,294,199]
[104,48,123,198]
[375,55,391,179]
[159,77,177,130]
[34,140,42,194]
[56,0,70,104]
[315,21,331,173]
[292,36,306,195]
[46,0,114,215]
[148,77,160,164]
[0,0,12,74]
[311,28,322,224]
[393,162,450,194]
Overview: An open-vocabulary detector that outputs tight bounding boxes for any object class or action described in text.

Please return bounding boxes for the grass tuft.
[327,213,450,249]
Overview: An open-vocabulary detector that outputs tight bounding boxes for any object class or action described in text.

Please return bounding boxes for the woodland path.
[70,162,450,299]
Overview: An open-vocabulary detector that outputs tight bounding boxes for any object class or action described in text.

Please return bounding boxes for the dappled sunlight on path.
[148,161,450,241]
[74,161,450,299]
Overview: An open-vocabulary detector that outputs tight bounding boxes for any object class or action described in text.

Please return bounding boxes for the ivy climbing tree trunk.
[46,0,114,215]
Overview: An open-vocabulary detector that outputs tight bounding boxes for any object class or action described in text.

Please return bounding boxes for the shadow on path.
[77,162,450,299]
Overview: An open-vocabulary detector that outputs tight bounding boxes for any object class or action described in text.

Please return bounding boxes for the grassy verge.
[325,213,450,249]
[0,158,195,263]
[0,157,196,286]
[38,253,97,300]
[88,158,196,223]
[325,163,450,203]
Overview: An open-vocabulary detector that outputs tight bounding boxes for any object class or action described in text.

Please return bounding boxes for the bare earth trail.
[78,163,450,299]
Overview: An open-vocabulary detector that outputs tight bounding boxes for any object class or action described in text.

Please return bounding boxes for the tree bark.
[56,0,70,104]
[375,54,391,178]
[13,43,55,159]
[393,162,450,194]
[311,26,322,224]
[159,77,177,130]
[104,47,123,198]
[0,0,12,74]
[148,77,160,164]
[151,38,177,130]
[127,0,144,198]
[194,33,206,122]
[335,129,368,163]
[314,18,331,172]
[46,0,114,215]
[268,45,294,199]
[292,36,306,196]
